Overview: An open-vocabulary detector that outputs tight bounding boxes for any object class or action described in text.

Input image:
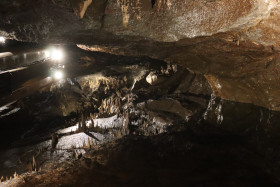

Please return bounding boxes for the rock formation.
[1,0,280,111]
[1,0,280,186]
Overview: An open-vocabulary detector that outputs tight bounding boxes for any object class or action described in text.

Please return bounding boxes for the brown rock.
[146,98,193,120]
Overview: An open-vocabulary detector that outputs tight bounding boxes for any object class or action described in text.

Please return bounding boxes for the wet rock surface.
[0,46,280,186]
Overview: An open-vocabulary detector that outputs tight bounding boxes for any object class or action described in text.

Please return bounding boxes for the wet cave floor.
[0,44,280,186]
[13,127,280,187]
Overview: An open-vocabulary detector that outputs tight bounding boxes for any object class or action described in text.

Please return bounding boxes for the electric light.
[53,70,63,80]
[0,36,5,43]
[44,48,64,61]
[51,49,63,61]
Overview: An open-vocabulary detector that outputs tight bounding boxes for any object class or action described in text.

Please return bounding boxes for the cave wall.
[1,0,280,111]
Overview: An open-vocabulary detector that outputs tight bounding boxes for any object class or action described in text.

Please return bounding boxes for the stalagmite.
[32,156,36,171]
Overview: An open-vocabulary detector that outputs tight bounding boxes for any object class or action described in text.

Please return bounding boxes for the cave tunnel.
[1,0,280,186]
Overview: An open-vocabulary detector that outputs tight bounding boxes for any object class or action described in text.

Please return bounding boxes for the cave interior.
[1,0,280,186]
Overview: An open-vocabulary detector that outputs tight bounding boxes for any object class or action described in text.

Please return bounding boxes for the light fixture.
[51,49,63,61]
[53,70,64,80]
[0,36,5,43]
[44,47,64,61]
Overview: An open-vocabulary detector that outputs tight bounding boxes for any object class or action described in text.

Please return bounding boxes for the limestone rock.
[146,99,193,120]
[71,0,93,19]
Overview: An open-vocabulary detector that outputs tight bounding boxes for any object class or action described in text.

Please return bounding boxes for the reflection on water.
[49,63,66,81]
[203,96,280,134]
[0,51,46,71]
[203,93,224,125]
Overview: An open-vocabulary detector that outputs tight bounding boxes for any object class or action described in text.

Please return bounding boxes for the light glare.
[52,49,63,61]
[0,36,5,43]
[54,70,63,80]
[44,48,64,61]
[44,50,50,58]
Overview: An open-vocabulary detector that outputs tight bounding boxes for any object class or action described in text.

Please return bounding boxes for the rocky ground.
[0,46,280,186]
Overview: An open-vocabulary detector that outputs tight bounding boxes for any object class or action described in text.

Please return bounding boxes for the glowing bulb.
[51,49,63,61]
[0,36,5,43]
[53,70,63,80]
